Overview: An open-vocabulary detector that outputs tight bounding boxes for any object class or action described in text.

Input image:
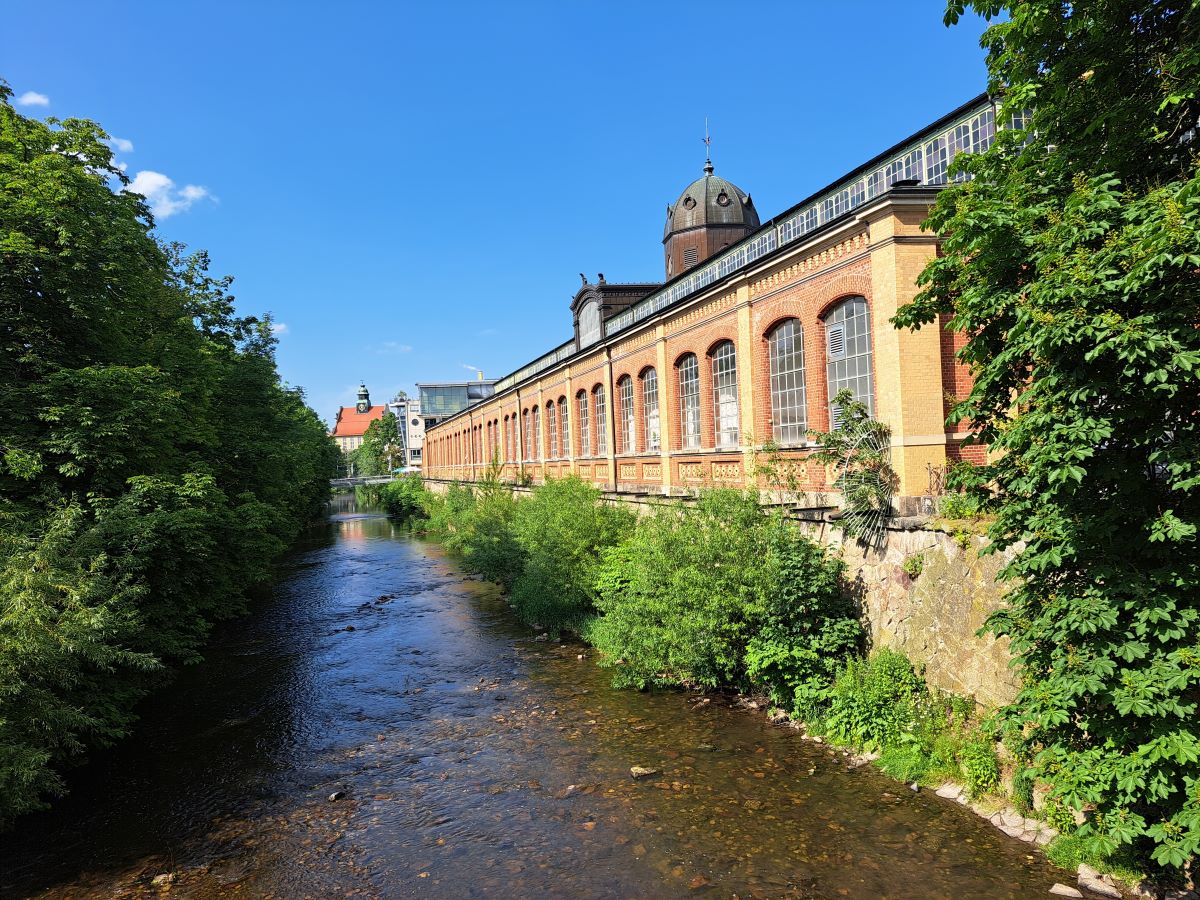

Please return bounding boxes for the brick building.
[424,95,1006,503]
[331,383,387,454]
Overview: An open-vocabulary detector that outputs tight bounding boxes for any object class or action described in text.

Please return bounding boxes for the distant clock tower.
[356,383,371,414]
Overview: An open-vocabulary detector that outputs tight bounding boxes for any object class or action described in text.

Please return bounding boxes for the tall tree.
[0,83,338,824]
[895,2,1200,871]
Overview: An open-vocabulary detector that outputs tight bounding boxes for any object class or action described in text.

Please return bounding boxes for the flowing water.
[1,496,1069,898]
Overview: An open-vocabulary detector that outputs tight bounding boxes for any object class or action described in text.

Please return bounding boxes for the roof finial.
[703,117,713,174]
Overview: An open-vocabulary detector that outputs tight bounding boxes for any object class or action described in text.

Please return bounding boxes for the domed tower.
[663,158,759,279]
[355,383,371,414]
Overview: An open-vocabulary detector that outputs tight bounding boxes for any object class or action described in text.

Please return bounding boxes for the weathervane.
[703,117,713,173]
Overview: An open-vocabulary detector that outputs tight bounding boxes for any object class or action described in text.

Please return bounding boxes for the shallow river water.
[1,497,1070,898]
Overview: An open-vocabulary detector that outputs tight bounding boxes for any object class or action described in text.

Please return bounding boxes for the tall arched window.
[593,385,608,455]
[641,368,660,451]
[532,405,542,461]
[824,296,874,427]
[577,390,590,456]
[509,415,516,463]
[768,319,807,444]
[522,409,532,461]
[616,376,634,453]
[677,354,701,450]
[711,341,739,449]
[547,401,558,458]
[558,397,569,458]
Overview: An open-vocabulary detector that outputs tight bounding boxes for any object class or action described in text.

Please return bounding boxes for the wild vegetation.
[386,476,1005,822]
[0,86,339,825]
[894,0,1200,872]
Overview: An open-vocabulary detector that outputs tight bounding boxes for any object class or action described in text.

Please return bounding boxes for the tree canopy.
[896,1,1200,871]
[0,83,339,824]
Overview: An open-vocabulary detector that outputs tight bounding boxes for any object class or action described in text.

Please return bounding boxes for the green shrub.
[509,477,633,630]
[420,479,523,587]
[377,474,429,521]
[825,649,928,751]
[588,490,781,689]
[901,554,924,579]
[744,528,860,718]
[960,737,1001,797]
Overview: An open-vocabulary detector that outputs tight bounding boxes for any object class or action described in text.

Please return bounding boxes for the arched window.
[532,405,542,461]
[593,385,608,455]
[824,296,874,427]
[616,376,634,454]
[522,409,532,461]
[558,397,569,458]
[677,354,701,450]
[577,390,590,456]
[547,401,558,458]
[508,415,516,463]
[641,368,660,451]
[769,320,807,444]
[711,341,739,449]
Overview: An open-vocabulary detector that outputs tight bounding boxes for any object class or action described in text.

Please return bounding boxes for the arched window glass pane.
[678,355,700,450]
[712,341,739,449]
[617,377,634,453]
[558,398,569,458]
[522,409,532,461]
[642,369,660,451]
[769,320,807,444]
[824,297,874,427]
[532,405,542,460]
[547,402,558,458]
[577,392,590,456]
[579,301,601,348]
[593,386,608,455]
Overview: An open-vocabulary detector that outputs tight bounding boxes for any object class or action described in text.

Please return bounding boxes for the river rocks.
[936,782,964,800]
[533,634,549,642]
[151,873,176,887]
[909,783,920,792]
[328,790,345,802]
[630,766,660,779]
[1050,884,1083,898]
[1077,865,1122,899]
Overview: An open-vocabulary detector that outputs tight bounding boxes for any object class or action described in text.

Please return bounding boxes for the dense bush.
[509,477,633,629]
[822,649,1000,798]
[0,87,338,824]
[377,473,429,521]
[744,528,861,718]
[588,490,861,695]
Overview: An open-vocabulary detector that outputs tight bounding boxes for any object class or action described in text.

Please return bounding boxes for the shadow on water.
[1,493,1069,898]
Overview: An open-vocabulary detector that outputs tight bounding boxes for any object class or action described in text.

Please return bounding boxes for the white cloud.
[375,341,412,354]
[108,136,134,153]
[16,91,49,107]
[270,323,289,336]
[125,170,213,219]
[461,363,481,373]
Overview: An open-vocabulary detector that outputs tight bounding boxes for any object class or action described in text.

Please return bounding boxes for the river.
[0,496,1069,898]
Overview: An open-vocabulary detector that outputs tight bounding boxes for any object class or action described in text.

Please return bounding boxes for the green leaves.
[897,0,1200,871]
[0,88,338,826]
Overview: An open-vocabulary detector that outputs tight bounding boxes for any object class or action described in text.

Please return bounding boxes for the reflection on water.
[0,494,1067,898]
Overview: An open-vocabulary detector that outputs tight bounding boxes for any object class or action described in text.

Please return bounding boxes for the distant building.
[388,395,425,470]
[331,383,387,454]
[418,379,498,433]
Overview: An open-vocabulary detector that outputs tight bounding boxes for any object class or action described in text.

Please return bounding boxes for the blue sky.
[4,1,991,424]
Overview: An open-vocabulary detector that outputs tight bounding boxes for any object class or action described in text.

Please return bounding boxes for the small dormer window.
[579,300,601,348]
[716,191,731,207]
[683,247,699,268]
[683,195,697,210]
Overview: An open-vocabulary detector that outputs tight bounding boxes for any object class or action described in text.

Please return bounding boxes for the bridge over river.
[330,474,397,488]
